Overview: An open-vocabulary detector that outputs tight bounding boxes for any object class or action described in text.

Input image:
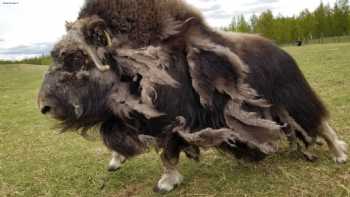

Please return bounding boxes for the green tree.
[298,9,314,40]
[225,1,350,44]
[236,15,251,32]
[313,2,328,38]
[333,0,350,35]
[324,4,335,37]
[228,16,239,32]
[250,14,258,32]
[255,10,275,39]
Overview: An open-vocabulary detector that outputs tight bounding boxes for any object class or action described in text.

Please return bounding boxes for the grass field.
[0,43,349,197]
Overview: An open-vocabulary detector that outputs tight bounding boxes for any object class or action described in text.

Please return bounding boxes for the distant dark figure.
[296,40,303,46]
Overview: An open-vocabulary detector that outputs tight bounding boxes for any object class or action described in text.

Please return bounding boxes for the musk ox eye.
[95,30,107,46]
[87,28,108,46]
[63,51,86,72]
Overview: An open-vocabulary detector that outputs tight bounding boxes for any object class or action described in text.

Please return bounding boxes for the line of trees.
[226,0,350,44]
[0,56,52,65]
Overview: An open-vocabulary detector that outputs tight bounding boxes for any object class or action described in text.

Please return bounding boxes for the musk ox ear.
[160,17,199,41]
[83,16,112,47]
[65,21,74,31]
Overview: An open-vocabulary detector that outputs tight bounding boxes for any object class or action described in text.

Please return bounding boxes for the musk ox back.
[37,0,348,193]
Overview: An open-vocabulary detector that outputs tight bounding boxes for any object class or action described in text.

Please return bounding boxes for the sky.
[0,0,337,60]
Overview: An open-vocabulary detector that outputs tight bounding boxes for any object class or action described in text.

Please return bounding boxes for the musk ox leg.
[278,108,319,161]
[108,151,126,172]
[319,121,348,163]
[154,132,184,193]
[282,125,319,162]
[154,152,183,193]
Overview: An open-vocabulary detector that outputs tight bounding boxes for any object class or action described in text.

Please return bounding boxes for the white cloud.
[0,0,84,48]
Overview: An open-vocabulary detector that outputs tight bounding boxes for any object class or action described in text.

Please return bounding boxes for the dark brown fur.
[79,0,204,47]
[38,0,333,192]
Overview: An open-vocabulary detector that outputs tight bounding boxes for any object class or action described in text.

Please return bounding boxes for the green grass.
[305,35,350,45]
[0,43,349,197]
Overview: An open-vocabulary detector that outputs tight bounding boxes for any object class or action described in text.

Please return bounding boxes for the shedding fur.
[37,0,348,193]
[173,117,279,154]
[224,100,281,131]
[108,83,164,119]
[114,46,178,87]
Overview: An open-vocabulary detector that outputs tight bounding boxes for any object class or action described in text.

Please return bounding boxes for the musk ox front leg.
[154,152,183,193]
[154,134,184,193]
[108,151,126,172]
[319,121,348,163]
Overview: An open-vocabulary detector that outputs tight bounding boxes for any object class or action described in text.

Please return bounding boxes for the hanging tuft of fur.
[113,46,179,88]
[172,117,279,154]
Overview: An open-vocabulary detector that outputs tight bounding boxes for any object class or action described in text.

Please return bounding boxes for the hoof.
[153,185,176,194]
[334,140,348,164]
[153,182,180,194]
[108,152,126,172]
[153,171,183,193]
[334,154,348,164]
[107,165,121,172]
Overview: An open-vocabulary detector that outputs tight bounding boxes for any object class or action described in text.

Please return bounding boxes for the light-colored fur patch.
[155,169,183,192]
[108,151,126,171]
[320,121,348,163]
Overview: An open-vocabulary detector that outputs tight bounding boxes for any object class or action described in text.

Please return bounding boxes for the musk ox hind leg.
[319,121,348,163]
[278,108,319,162]
[108,151,126,172]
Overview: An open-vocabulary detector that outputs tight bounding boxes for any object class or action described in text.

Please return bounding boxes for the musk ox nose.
[41,106,52,114]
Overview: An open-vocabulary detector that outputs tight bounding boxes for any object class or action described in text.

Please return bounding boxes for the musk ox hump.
[80,0,205,47]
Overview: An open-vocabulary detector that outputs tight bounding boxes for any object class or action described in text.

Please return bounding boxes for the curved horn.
[104,31,113,47]
[85,45,110,71]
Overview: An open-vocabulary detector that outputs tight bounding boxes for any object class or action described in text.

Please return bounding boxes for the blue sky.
[0,0,337,60]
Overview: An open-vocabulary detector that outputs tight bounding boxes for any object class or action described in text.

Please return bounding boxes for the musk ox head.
[37,15,183,131]
[37,0,205,131]
[37,34,118,130]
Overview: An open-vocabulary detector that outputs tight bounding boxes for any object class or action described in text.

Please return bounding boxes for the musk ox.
[37,0,348,193]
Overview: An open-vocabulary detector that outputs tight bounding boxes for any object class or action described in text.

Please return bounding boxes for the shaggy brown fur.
[79,0,205,47]
[38,0,347,193]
